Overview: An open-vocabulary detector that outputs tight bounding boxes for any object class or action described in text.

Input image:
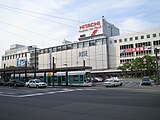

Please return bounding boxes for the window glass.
[135,36,138,40]
[102,39,107,44]
[124,38,127,42]
[153,34,156,37]
[110,41,112,44]
[129,37,133,41]
[114,40,117,43]
[57,46,61,51]
[83,41,89,47]
[141,36,144,39]
[96,39,102,46]
[147,34,150,38]
[62,45,67,50]
[89,40,95,46]
[67,44,72,50]
[52,47,57,52]
[119,39,122,42]
[77,42,83,48]
[73,43,77,49]
[74,75,79,81]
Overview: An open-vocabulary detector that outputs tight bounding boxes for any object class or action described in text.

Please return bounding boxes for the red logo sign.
[91,30,98,36]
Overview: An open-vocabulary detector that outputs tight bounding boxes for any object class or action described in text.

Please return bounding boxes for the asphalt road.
[0,85,160,120]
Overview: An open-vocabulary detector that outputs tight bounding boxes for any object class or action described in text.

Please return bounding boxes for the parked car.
[140,77,152,86]
[26,79,47,88]
[0,80,6,86]
[92,77,104,82]
[103,77,123,87]
[5,79,25,87]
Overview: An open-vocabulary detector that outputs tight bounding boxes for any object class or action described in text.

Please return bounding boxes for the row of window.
[39,39,107,54]
[2,53,26,60]
[120,40,160,50]
[111,33,160,44]
[120,59,134,64]
[120,50,152,58]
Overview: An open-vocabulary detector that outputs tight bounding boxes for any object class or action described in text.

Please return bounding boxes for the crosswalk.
[0,87,97,98]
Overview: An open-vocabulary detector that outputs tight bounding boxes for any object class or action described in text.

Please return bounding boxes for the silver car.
[26,79,47,88]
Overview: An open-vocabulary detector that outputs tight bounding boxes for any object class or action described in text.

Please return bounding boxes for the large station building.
[1,18,160,74]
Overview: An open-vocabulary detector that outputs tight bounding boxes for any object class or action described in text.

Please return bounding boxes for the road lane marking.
[0,88,97,98]
[125,82,133,86]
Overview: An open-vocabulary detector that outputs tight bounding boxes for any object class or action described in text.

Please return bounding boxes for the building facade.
[1,18,160,73]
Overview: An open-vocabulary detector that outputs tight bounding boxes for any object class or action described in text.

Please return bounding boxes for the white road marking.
[125,82,133,86]
[0,88,97,98]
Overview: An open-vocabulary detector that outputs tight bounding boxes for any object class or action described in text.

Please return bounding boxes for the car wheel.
[27,85,30,88]
[120,83,122,86]
[36,85,39,88]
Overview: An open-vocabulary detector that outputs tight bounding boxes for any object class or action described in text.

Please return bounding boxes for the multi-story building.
[1,44,38,68]
[1,18,160,73]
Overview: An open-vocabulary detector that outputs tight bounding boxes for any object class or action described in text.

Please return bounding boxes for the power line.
[0,3,149,35]
[0,6,77,29]
[0,21,60,44]
[0,3,85,23]
[0,27,40,45]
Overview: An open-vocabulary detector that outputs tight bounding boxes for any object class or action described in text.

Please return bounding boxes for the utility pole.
[34,47,36,79]
[25,52,27,82]
[83,60,85,70]
[3,63,5,80]
[154,48,159,80]
[52,57,55,87]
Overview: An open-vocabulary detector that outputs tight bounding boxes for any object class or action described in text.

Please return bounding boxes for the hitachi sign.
[79,21,101,30]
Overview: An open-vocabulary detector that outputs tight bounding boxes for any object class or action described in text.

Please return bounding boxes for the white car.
[103,77,123,87]
[26,79,47,88]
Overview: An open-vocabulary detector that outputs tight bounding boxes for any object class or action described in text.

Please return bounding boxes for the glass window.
[44,49,48,53]
[110,41,112,44]
[73,43,77,49]
[62,45,67,50]
[89,40,95,46]
[129,37,133,41]
[67,44,72,50]
[96,39,102,46]
[10,55,12,59]
[114,40,117,43]
[147,34,150,38]
[153,34,156,37]
[77,42,83,48]
[124,38,127,42]
[52,47,57,52]
[102,39,107,44]
[57,46,62,51]
[83,41,89,47]
[135,36,138,40]
[119,39,122,42]
[141,36,144,39]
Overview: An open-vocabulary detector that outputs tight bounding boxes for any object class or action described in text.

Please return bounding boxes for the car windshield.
[35,80,42,83]
[142,78,150,81]
[106,80,114,82]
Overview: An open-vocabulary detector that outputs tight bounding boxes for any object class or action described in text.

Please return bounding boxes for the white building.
[1,18,160,73]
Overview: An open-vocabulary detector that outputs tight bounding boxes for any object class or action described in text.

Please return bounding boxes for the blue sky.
[0,0,160,63]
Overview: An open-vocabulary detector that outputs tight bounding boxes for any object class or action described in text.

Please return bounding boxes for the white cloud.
[117,18,159,34]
